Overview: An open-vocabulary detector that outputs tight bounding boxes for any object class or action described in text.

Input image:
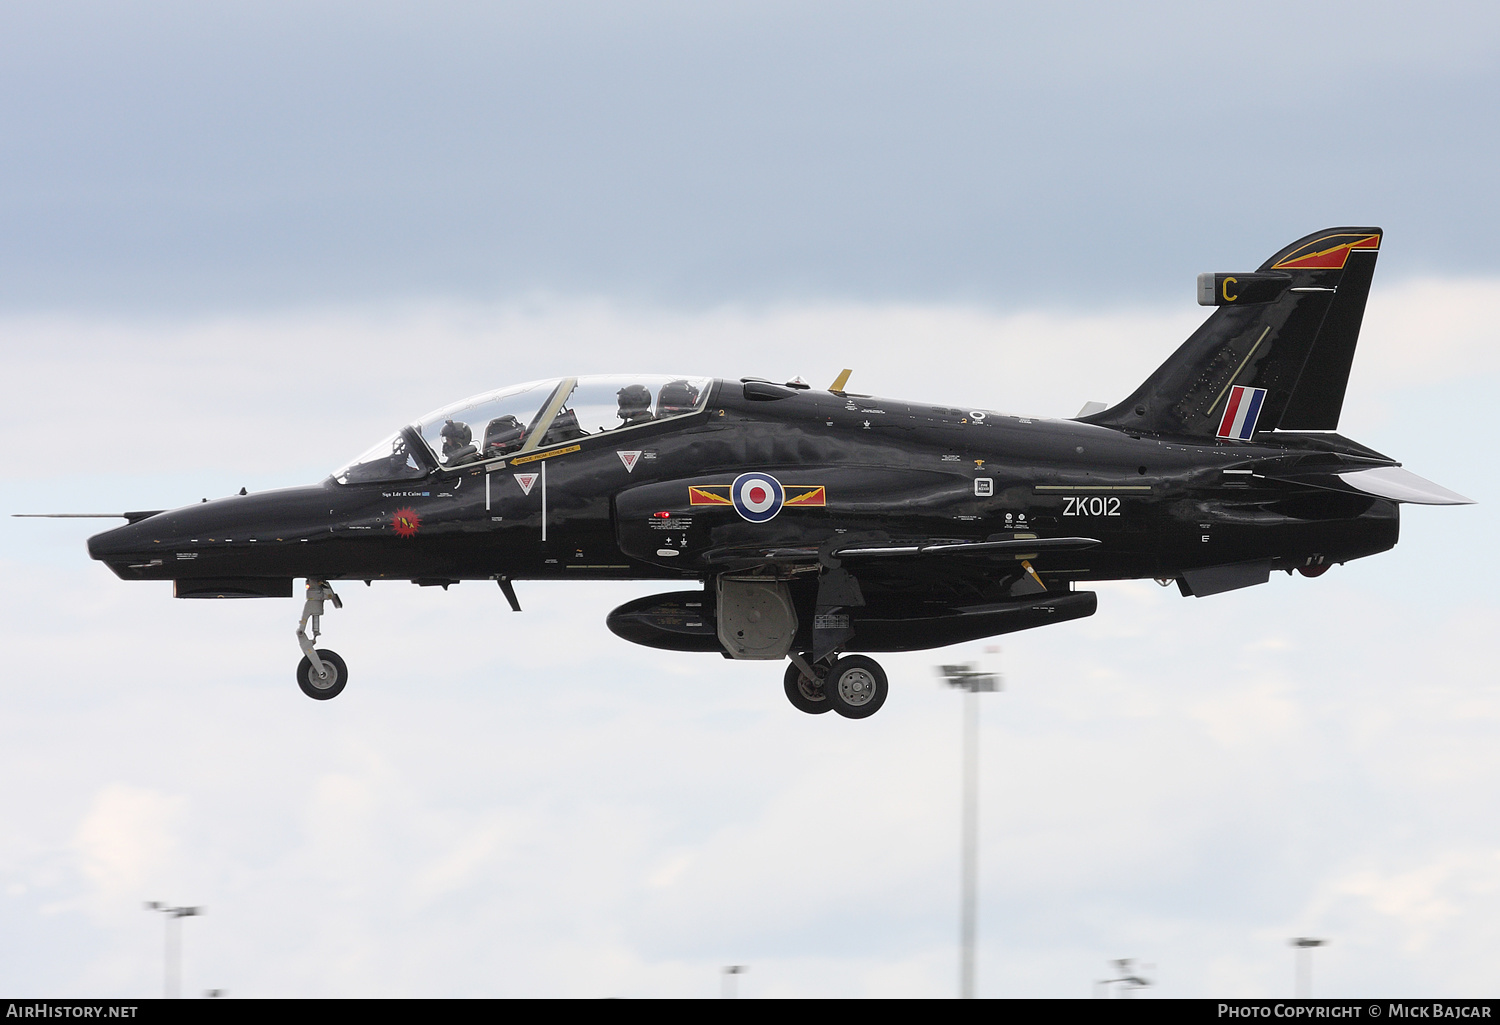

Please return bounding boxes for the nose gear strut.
[296,579,347,699]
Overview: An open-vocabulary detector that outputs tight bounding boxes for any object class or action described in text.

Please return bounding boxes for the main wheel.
[297,649,348,700]
[826,655,888,719]
[784,661,833,714]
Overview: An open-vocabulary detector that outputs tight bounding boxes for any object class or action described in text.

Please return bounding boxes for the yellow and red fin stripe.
[783,485,826,507]
[1270,232,1381,271]
[688,485,732,506]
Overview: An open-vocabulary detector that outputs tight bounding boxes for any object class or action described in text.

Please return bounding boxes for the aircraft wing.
[693,535,1099,568]
[828,536,1101,558]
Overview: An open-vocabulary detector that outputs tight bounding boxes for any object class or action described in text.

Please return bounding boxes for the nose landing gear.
[296,579,347,700]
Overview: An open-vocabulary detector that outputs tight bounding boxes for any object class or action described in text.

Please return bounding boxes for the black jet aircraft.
[79,227,1471,717]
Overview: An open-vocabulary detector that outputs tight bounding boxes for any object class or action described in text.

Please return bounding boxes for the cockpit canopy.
[334,375,713,484]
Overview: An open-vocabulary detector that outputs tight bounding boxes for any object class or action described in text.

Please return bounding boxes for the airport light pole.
[1094,958,1153,998]
[721,965,746,998]
[936,660,1000,999]
[145,902,202,998]
[1291,937,1327,998]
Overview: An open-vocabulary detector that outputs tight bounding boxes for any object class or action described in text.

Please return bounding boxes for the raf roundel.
[731,471,785,523]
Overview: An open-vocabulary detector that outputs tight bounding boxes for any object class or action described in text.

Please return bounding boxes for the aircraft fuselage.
[89,380,1398,595]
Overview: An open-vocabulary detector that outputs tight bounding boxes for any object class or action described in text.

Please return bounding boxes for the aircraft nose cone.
[87,484,337,582]
[88,518,160,574]
[88,520,137,560]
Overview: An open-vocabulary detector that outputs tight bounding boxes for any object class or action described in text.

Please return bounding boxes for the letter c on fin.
[1222,276,1238,302]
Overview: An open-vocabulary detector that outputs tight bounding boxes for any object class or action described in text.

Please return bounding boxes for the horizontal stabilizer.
[1180,560,1271,597]
[1338,466,1474,505]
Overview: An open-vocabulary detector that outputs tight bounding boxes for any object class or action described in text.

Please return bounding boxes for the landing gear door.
[716,575,797,660]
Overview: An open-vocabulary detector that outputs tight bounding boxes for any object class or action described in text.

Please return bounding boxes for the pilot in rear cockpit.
[656,379,699,416]
[483,415,525,456]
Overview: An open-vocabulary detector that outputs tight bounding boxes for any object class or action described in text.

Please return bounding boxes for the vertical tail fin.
[1082,227,1382,438]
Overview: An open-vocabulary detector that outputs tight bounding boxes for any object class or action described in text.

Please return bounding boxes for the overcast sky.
[1,2,1497,999]
[2,1,1499,311]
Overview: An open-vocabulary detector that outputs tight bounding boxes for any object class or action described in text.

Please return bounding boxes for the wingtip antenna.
[829,369,852,393]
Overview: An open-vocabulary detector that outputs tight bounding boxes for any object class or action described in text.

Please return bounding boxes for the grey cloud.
[1,2,1498,312]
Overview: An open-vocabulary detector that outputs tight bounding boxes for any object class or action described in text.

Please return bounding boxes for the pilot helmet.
[440,419,472,454]
[656,380,699,415]
[617,384,653,419]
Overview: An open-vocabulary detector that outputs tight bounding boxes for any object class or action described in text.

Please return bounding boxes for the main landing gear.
[784,653,889,719]
[296,579,347,700]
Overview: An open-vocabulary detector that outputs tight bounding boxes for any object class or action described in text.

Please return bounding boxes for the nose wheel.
[297,649,348,700]
[295,579,348,700]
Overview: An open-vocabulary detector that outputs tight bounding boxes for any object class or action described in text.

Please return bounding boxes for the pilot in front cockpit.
[616,384,655,426]
[440,419,471,456]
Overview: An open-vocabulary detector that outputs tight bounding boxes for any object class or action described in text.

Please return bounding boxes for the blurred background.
[1,1,1496,997]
